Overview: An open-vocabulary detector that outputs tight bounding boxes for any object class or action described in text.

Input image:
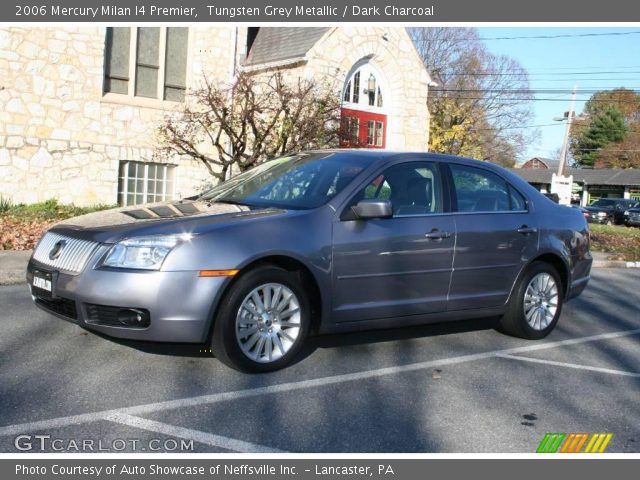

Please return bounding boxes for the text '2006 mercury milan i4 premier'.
[27,151,592,372]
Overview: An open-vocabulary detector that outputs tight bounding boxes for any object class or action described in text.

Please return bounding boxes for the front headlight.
[102,233,193,270]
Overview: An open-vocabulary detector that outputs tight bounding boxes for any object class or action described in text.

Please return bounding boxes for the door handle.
[517,225,538,235]
[425,229,451,240]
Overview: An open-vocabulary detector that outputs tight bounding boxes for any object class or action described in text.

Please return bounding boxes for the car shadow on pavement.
[90,316,501,366]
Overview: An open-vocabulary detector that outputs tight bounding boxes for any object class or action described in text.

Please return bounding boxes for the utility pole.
[558,86,577,177]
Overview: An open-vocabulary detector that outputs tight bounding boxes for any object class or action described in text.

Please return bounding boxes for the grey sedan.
[27,151,592,372]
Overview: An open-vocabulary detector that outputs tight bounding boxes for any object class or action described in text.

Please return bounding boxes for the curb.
[592,260,640,269]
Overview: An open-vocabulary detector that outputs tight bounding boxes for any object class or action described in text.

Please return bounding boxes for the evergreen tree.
[575,108,628,168]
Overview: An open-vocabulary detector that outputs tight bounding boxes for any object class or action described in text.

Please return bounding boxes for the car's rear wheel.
[498,261,563,339]
[211,266,310,372]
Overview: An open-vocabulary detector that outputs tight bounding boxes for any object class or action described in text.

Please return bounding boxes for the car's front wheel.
[498,261,564,339]
[211,266,310,372]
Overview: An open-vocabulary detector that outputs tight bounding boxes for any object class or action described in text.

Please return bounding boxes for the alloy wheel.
[235,283,301,363]
[523,272,559,331]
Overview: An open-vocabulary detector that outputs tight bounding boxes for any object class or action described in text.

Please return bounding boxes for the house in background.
[0,27,431,206]
[511,166,640,205]
[518,157,560,170]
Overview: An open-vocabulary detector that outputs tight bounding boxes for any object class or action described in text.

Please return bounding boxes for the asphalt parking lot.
[0,268,638,453]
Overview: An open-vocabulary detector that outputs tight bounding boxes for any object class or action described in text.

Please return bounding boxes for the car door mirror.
[352,199,393,220]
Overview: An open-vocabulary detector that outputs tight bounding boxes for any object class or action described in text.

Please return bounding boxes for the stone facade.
[303,27,430,151]
[0,27,430,206]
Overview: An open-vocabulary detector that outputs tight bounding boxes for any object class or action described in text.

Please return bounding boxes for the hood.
[585,206,611,213]
[57,200,251,229]
[51,200,289,244]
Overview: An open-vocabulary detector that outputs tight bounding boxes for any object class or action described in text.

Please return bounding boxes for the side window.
[450,164,513,213]
[508,186,527,211]
[351,162,443,217]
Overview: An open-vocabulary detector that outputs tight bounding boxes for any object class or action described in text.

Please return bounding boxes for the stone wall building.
[0,27,431,206]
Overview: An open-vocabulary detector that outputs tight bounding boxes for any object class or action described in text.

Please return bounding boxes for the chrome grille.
[32,232,100,274]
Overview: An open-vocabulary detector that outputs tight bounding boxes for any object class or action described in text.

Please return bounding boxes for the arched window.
[341,62,387,149]
[342,67,383,109]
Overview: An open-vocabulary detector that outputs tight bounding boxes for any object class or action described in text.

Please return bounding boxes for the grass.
[589,223,640,261]
[1,198,115,222]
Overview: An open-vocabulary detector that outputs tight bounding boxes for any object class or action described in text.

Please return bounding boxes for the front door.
[331,161,455,323]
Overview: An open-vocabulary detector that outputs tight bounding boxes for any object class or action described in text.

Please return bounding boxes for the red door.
[340,108,386,149]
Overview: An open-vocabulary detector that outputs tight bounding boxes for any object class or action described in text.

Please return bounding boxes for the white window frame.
[103,27,191,109]
[118,161,176,206]
[341,62,389,115]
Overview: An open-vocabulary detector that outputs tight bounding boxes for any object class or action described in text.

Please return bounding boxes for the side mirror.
[352,199,393,220]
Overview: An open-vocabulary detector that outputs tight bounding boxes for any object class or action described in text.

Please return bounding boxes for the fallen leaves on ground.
[0,216,55,251]
[590,226,640,261]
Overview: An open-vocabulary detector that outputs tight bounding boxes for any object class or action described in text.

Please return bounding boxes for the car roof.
[306,149,496,167]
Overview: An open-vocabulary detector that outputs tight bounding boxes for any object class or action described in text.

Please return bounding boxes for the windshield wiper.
[211,199,255,208]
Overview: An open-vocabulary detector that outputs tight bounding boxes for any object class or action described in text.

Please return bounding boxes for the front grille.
[85,304,150,328]
[35,296,77,320]
[32,232,99,274]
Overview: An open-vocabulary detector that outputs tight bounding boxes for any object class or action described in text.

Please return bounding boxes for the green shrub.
[1,199,116,221]
[0,196,12,213]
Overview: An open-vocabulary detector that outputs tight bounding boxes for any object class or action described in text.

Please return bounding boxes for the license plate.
[32,270,54,298]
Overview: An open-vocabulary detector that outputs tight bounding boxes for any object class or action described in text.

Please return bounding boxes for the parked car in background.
[27,151,593,372]
[585,198,639,225]
[627,205,640,227]
[572,205,592,223]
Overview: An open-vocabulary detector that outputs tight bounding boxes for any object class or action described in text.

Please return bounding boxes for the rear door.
[331,161,455,322]
[446,163,538,310]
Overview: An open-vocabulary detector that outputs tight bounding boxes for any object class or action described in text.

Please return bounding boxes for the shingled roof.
[510,168,640,186]
[244,28,330,67]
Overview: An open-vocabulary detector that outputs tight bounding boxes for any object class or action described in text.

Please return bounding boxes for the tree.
[570,88,640,168]
[159,71,341,182]
[408,27,536,167]
[574,108,628,168]
[595,134,640,169]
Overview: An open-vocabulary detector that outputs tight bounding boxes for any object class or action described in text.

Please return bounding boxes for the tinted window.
[353,162,443,217]
[450,164,524,212]
[200,154,369,210]
[509,186,527,211]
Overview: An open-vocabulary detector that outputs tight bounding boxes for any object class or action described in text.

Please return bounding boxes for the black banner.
[3,0,640,22]
[5,459,640,480]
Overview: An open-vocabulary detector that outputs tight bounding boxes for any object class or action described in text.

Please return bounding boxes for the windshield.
[590,199,617,208]
[199,153,370,210]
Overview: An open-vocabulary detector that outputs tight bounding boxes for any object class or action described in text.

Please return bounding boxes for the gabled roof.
[244,28,330,67]
[520,157,560,169]
[509,168,640,186]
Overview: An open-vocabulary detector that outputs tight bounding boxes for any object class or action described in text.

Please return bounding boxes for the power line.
[477,31,640,41]
[433,88,640,93]
[437,71,640,76]
[430,97,640,105]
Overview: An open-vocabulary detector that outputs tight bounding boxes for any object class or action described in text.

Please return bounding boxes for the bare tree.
[159,71,342,181]
[408,27,537,166]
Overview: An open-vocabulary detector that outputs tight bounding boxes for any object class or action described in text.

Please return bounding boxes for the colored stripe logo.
[537,433,613,453]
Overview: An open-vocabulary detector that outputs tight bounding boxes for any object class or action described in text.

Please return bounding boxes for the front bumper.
[27,249,229,343]
[587,215,610,224]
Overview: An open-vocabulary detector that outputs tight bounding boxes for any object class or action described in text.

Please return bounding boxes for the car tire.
[211,266,311,372]
[498,261,564,340]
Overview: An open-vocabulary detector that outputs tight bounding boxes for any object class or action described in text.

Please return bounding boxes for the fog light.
[117,308,149,327]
